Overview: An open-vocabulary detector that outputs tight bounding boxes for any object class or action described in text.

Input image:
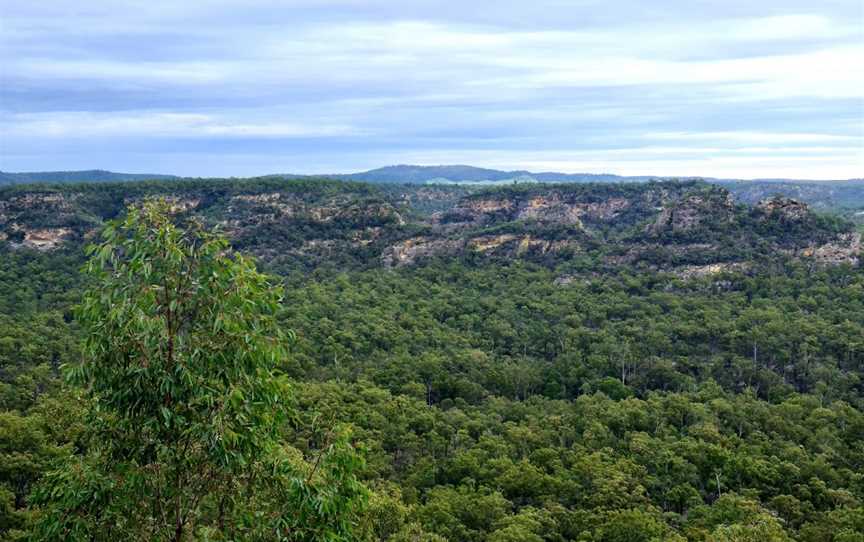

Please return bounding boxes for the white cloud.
[6,15,863,99]
[1,112,364,138]
[474,45,864,100]
[729,14,839,41]
[1,2,861,177]
[7,60,232,84]
[651,131,862,145]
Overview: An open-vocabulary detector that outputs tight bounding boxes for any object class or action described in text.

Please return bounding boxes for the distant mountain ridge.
[0,166,635,187]
[329,165,640,184]
[331,165,864,185]
[2,165,860,186]
[0,169,179,185]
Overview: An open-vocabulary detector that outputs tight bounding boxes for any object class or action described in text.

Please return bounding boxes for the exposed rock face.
[516,195,584,226]
[442,192,630,229]
[467,234,578,255]
[349,226,384,246]
[801,233,861,265]
[0,193,77,227]
[382,237,464,268]
[228,193,300,223]
[462,198,514,214]
[672,262,749,279]
[438,198,514,226]
[229,193,404,226]
[123,195,200,213]
[1,182,859,275]
[0,192,83,250]
[516,195,628,225]
[757,197,809,221]
[382,232,582,267]
[553,275,575,286]
[468,234,519,252]
[231,192,283,204]
[650,193,735,233]
[16,227,73,250]
[1,192,72,210]
[516,236,552,255]
[304,203,405,226]
[573,198,631,221]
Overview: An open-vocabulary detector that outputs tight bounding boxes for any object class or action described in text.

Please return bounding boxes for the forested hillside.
[1,178,862,541]
[3,169,862,224]
[0,178,857,271]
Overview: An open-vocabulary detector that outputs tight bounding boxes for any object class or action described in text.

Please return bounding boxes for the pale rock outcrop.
[382,237,463,267]
[672,262,749,279]
[18,228,73,250]
[466,234,578,256]
[757,197,809,221]
[801,233,861,266]
[443,193,631,229]
[517,195,584,226]
[468,234,519,252]
[350,227,384,246]
[650,193,735,233]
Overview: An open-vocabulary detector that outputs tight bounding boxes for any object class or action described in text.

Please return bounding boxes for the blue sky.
[1,0,862,178]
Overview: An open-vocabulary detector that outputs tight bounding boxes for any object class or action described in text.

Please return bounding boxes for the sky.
[1,0,863,179]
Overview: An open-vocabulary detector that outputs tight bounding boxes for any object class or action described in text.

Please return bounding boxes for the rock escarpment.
[0,191,89,251]
[649,191,735,234]
[757,197,809,221]
[440,192,631,230]
[0,180,859,275]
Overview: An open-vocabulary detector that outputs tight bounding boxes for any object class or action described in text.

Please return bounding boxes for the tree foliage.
[28,200,367,541]
[0,182,861,541]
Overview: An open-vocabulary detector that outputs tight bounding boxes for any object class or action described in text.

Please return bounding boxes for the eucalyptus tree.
[32,200,367,541]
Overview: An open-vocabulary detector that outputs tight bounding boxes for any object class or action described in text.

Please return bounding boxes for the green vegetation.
[32,201,367,540]
[0,181,862,541]
[4,168,861,222]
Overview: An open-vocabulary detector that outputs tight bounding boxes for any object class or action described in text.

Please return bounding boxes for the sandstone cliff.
[0,180,858,275]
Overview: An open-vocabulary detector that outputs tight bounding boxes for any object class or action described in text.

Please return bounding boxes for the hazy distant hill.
[0,169,179,185]
[333,164,646,184]
[337,165,517,183]
[716,179,864,211]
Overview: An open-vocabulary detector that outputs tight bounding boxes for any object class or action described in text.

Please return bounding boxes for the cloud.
[651,131,862,145]
[0,1,862,177]
[7,15,862,96]
[1,112,365,138]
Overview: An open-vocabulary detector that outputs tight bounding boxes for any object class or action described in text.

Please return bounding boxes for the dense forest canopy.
[0,178,862,541]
